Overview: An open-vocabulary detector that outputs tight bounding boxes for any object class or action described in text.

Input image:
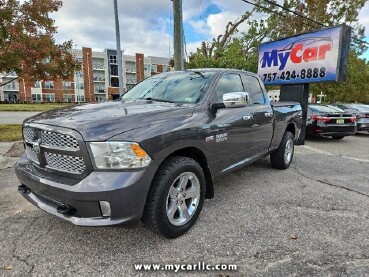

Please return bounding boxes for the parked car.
[306,104,356,139]
[331,103,369,132]
[15,69,302,238]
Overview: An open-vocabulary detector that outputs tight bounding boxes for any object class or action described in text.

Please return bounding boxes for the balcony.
[3,84,19,91]
[126,79,137,85]
[125,67,136,73]
[94,88,106,94]
[93,64,105,71]
[93,76,105,82]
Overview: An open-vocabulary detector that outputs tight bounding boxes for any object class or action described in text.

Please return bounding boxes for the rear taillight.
[311,115,331,122]
[350,117,356,123]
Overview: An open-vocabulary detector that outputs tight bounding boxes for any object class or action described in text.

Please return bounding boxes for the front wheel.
[142,156,205,238]
[270,131,294,170]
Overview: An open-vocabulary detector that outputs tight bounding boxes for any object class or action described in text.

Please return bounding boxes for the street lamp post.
[113,0,124,97]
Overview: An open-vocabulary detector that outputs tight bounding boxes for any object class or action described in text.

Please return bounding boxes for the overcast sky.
[52,0,369,59]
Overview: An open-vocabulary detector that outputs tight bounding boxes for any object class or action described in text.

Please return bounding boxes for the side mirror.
[223,92,249,108]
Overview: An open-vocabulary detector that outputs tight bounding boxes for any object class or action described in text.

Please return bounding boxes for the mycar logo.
[260,37,333,71]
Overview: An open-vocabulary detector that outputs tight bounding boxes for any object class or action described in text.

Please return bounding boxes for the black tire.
[270,131,294,170]
[331,136,345,140]
[142,156,205,238]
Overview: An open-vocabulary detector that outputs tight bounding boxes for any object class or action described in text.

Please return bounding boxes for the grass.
[0,124,22,142]
[0,103,75,112]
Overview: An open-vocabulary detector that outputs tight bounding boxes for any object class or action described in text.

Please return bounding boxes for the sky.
[51,0,369,60]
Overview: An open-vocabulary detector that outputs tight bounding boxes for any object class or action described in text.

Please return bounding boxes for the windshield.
[122,71,216,104]
[309,105,344,113]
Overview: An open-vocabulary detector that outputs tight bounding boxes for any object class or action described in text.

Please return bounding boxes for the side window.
[244,76,266,105]
[215,74,244,102]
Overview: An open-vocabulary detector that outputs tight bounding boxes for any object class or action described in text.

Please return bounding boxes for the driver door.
[209,73,256,173]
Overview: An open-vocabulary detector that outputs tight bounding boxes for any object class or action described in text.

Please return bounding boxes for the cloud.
[49,0,368,59]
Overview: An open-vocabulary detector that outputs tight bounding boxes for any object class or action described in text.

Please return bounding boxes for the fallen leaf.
[14,210,21,215]
[291,234,298,240]
[5,265,13,270]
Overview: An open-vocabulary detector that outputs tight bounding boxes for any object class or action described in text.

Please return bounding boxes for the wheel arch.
[160,147,214,199]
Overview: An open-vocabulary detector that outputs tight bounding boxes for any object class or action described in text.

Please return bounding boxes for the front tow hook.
[57,204,75,215]
[18,185,30,194]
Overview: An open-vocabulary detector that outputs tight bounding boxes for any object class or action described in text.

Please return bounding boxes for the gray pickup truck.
[16,69,301,238]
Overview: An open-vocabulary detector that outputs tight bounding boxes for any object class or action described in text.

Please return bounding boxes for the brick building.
[0,47,172,103]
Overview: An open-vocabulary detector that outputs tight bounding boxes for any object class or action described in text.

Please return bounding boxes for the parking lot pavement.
[0,134,368,276]
[0,112,40,124]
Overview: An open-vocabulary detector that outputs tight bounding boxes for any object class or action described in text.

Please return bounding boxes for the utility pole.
[113,0,124,96]
[173,0,184,70]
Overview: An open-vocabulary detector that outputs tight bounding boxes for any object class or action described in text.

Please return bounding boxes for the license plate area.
[336,119,345,124]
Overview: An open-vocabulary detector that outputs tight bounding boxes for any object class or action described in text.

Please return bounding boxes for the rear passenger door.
[242,75,274,155]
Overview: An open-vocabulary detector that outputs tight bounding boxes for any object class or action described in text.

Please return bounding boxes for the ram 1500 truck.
[16,69,302,238]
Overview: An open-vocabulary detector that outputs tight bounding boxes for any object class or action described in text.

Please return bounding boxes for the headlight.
[88,142,151,169]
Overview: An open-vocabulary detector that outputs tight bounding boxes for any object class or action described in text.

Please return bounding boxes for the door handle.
[264,112,273,117]
[243,115,253,121]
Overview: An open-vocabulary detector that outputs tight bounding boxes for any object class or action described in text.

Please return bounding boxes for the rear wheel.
[270,131,294,170]
[142,156,205,238]
[331,136,345,140]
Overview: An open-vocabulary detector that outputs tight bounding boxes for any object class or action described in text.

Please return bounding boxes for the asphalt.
[0,134,369,276]
[0,112,39,124]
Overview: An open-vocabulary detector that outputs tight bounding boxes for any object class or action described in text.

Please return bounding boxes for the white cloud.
[49,0,368,59]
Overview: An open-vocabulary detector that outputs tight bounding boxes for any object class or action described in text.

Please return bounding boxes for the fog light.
[99,201,111,217]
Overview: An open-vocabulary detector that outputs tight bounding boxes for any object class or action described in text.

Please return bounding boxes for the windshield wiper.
[141,97,175,103]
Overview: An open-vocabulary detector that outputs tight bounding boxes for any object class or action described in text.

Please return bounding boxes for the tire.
[270,131,294,170]
[142,156,205,238]
[331,136,345,140]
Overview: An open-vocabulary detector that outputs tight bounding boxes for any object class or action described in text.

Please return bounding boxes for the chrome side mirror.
[223,92,249,108]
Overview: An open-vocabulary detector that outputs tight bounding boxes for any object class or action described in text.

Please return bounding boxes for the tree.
[0,0,80,85]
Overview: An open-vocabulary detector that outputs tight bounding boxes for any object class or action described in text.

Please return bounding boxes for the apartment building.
[0,47,171,103]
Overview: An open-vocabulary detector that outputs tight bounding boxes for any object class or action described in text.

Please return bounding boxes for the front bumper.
[15,154,157,226]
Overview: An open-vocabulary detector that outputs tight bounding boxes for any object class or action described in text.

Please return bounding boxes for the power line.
[240,0,287,18]
[260,0,369,46]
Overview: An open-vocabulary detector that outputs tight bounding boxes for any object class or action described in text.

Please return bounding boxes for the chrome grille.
[23,127,35,142]
[45,152,86,174]
[41,131,79,149]
[25,145,39,164]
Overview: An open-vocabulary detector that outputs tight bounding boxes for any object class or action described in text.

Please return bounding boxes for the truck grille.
[45,152,86,174]
[41,131,79,149]
[23,126,87,175]
[25,145,39,164]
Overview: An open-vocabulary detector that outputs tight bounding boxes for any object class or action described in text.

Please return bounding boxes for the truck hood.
[25,101,194,141]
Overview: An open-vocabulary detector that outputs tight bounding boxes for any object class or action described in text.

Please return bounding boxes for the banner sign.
[258,25,351,86]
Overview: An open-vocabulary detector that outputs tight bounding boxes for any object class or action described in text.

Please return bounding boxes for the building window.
[62,81,72,89]
[63,94,73,103]
[32,94,41,102]
[75,82,84,90]
[95,96,106,102]
[111,77,119,87]
[110,64,118,76]
[109,55,117,64]
[76,95,85,102]
[144,64,151,71]
[34,81,41,88]
[151,65,157,72]
[45,93,55,102]
[77,58,83,63]
[94,85,105,93]
[45,81,54,89]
